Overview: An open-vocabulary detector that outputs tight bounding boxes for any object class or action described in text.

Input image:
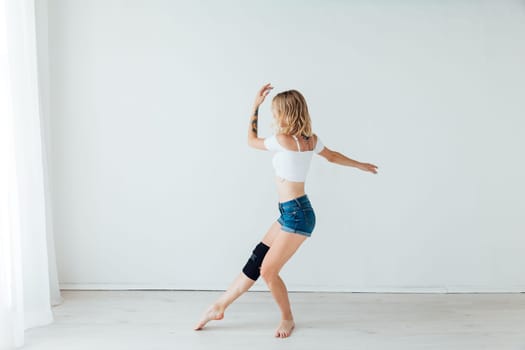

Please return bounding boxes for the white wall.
[45,0,525,292]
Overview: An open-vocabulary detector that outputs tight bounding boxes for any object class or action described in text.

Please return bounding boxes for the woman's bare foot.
[194,304,224,330]
[275,319,295,338]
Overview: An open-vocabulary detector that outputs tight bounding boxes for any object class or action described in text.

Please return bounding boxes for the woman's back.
[264,133,324,201]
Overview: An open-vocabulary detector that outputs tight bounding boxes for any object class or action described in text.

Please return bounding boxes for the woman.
[194,83,378,338]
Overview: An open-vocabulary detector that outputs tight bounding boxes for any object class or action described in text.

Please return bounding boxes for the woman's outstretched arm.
[318,147,378,174]
[247,83,273,150]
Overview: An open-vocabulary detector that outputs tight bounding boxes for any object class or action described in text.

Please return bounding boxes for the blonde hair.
[272,90,313,137]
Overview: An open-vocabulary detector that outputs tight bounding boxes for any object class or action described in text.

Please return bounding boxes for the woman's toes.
[274,320,295,338]
[194,305,224,330]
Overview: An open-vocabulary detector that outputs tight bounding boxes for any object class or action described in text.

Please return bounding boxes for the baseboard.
[59,283,525,293]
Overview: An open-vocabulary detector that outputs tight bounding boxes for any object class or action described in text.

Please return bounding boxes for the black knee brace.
[242,242,270,281]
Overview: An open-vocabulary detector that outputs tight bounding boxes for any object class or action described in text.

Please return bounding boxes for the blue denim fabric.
[277,194,316,237]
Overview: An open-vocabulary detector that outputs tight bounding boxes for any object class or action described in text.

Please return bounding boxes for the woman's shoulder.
[275,133,319,140]
[275,133,296,150]
[275,133,320,152]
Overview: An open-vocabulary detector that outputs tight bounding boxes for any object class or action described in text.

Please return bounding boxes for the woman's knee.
[260,264,278,282]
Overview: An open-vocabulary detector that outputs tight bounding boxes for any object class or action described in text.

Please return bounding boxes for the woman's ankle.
[212,301,227,313]
[281,312,294,321]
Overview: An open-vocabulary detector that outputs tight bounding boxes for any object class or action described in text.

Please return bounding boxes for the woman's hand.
[253,83,274,109]
[358,162,379,174]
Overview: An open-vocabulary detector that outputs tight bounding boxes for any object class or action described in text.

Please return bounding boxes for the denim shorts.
[277,194,316,237]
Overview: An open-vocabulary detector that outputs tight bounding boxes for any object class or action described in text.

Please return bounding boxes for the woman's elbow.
[247,137,262,149]
[327,152,338,163]
[320,149,337,163]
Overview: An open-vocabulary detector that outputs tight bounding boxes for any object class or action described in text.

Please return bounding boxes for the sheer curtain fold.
[0,0,62,349]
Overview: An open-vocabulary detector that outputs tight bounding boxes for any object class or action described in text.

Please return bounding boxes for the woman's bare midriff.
[275,176,306,203]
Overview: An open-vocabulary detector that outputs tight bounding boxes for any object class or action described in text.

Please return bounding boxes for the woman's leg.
[193,273,253,330]
[194,221,283,330]
[260,230,308,338]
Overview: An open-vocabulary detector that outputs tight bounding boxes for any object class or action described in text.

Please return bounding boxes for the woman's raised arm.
[247,83,273,150]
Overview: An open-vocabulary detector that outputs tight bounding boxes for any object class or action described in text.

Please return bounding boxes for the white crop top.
[263,134,325,182]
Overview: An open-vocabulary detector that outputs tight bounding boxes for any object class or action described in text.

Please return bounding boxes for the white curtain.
[0,0,62,348]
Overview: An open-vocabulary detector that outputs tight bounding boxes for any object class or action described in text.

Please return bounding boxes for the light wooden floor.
[24,290,525,350]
